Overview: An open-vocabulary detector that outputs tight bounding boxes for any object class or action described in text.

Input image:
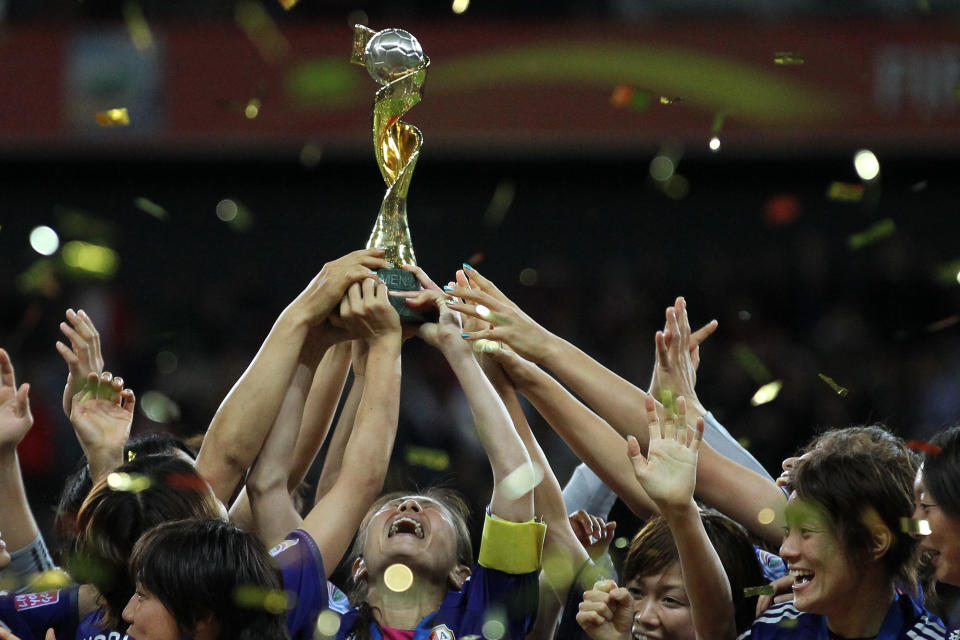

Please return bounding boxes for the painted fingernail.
[461,332,470,338]
[462,263,473,271]
[443,286,454,292]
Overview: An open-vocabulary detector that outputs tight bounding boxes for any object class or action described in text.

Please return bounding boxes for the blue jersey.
[336,564,539,640]
[738,593,946,640]
[754,547,787,582]
[269,529,329,640]
[0,528,328,640]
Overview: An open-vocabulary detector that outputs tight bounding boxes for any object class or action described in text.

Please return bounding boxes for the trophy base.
[377,267,437,324]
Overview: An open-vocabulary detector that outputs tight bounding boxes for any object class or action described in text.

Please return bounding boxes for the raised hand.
[576,579,634,640]
[69,371,136,479]
[627,395,703,512]
[416,290,468,356]
[338,278,401,343]
[569,509,617,561]
[55,308,105,417]
[292,248,392,327]
[442,267,555,364]
[0,349,33,452]
[648,297,716,416]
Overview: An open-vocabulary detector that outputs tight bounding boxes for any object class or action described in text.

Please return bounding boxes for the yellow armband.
[477,512,546,574]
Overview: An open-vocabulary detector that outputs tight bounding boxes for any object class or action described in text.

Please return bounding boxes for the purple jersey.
[0,588,81,640]
[269,529,329,640]
[336,564,539,640]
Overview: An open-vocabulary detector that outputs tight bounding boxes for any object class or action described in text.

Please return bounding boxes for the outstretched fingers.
[0,349,15,388]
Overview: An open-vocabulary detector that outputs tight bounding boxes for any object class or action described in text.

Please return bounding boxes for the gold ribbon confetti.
[95,108,130,127]
[744,585,776,597]
[847,219,895,250]
[817,373,849,397]
[659,96,683,105]
[826,181,864,202]
[899,517,931,536]
[774,52,805,65]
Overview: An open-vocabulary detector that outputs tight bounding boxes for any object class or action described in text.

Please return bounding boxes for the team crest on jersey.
[948,630,960,640]
[269,538,298,557]
[428,624,455,640]
[14,591,59,610]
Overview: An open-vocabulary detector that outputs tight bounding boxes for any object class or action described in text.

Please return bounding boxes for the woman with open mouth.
[740,430,947,639]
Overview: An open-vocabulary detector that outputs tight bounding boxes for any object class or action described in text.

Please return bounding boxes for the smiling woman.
[741,428,947,640]
[915,427,960,590]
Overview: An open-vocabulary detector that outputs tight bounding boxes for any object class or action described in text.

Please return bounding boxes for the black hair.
[131,519,289,640]
[924,426,960,519]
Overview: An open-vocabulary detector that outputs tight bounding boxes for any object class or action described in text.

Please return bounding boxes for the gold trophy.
[351,25,432,322]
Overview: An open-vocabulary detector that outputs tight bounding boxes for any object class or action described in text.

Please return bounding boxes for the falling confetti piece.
[384,563,414,592]
[134,197,168,220]
[28,569,72,591]
[403,445,450,471]
[482,619,506,640]
[906,440,943,456]
[817,373,849,397]
[711,112,726,134]
[751,380,783,406]
[315,610,341,637]
[757,508,776,525]
[95,108,130,127]
[278,0,299,9]
[483,179,515,229]
[773,52,805,65]
[847,218,895,250]
[107,472,152,493]
[233,584,292,613]
[744,585,776,597]
[826,182,864,202]
[501,462,544,500]
[659,96,683,105]
[467,252,485,266]
[235,0,290,62]
[899,517,931,535]
[614,537,628,549]
[733,344,773,384]
[123,2,153,51]
[778,619,800,629]
[62,241,119,277]
[926,315,959,333]
[609,85,652,112]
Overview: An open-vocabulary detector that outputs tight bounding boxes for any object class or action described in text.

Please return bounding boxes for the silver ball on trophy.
[363,28,425,85]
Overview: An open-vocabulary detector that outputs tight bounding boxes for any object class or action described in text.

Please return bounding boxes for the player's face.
[363,495,462,583]
[625,562,695,640]
[779,496,859,617]
[913,466,960,586]
[122,586,181,640]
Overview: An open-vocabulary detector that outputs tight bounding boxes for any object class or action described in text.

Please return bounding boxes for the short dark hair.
[70,454,221,630]
[621,509,764,634]
[54,432,195,562]
[793,427,919,591]
[131,519,289,640]
[924,426,960,519]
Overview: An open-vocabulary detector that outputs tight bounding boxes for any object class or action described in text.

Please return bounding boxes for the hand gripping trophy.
[351,25,432,322]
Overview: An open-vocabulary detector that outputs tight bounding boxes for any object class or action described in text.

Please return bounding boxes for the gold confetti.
[127,450,137,462]
[757,508,776,525]
[233,585,293,613]
[778,618,800,629]
[278,0,299,9]
[482,619,506,640]
[134,197,168,220]
[28,569,72,591]
[817,373,849,397]
[384,563,414,592]
[733,345,773,384]
[244,98,261,119]
[473,339,500,355]
[925,315,959,333]
[774,52,805,65]
[95,108,130,127]
[403,445,450,471]
[235,0,290,62]
[826,181,864,202]
[751,380,783,406]
[900,517,931,535]
[744,585,776,597]
[315,609,341,637]
[659,96,683,105]
[711,112,726,135]
[614,537,628,549]
[847,219,895,250]
[123,2,153,51]
[501,462,544,500]
[107,472,152,493]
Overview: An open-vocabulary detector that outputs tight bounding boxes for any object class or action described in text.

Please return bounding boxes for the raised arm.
[648,298,785,544]
[314,340,366,501]
[628,396,735,640]
[55,308,104,418]
[0,350,40,554]
[197,248,390,505]
[299,278,402,569]
[420,295,534,522]
[68,372,136,481]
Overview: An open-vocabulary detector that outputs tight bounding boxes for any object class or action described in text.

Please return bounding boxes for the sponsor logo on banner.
[14,591,59,610]
[428,624,455,640]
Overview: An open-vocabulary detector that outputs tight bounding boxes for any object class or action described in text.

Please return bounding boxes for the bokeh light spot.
[30,226,59,256]
[384,563,414,592]
[853,149,880,181]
